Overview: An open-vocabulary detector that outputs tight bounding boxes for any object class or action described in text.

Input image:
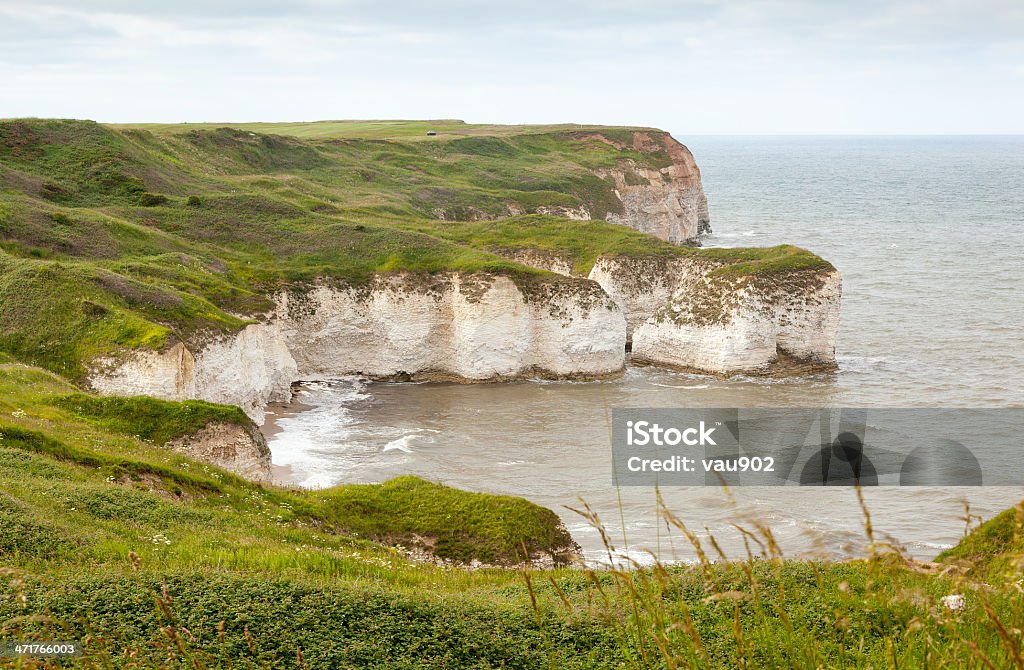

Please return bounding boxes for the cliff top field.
[114,119,663,141]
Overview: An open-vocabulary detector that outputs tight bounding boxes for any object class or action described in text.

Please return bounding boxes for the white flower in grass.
[11,409,26,418]
[941,594,965,612]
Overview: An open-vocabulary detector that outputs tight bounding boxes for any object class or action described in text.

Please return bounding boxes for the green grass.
[396,215,684,275]
[700,244,835,279]
[0,364,1022,667]
[0,365,577,571]
[937,501,1024,579]
[54,394,253,446]
[112,119,663,141]
[398,216,834,278]
[316,476,577,565]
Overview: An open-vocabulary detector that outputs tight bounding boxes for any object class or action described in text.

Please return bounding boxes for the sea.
[265,136,1024,565]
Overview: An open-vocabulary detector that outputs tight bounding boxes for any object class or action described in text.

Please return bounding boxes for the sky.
[1,0,1022,134]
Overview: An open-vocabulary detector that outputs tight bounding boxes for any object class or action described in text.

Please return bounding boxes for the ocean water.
[267,136,1024,564]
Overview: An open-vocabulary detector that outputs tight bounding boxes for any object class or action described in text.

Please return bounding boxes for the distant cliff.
[430,130,711,245]
[591,131,710,245]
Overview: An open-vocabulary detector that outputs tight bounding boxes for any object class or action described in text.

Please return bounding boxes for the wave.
[648,382,710,389]
[383,435,418,453]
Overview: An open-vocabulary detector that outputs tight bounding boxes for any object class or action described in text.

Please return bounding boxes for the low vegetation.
[0,362,1020,667]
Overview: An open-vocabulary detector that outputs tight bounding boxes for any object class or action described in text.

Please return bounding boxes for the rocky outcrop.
[89,326,298,425]
[586,255,706,342]
[631,267,841,375]
[490,249,841,374]
[90,273,626,424]
[167,420,272,482]
[587,132,710,245]
[429,131,710,245]
[278,274,623,382]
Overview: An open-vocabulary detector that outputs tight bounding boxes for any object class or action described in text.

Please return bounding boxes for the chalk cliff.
[429,131,711,245]
[89,258,840,422]
[586,256,703,342]
[492,249,841,374]
[90,273,626,424]
[630,266,841,375]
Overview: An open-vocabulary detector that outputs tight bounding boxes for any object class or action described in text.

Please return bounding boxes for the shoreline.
[262,387,315,487]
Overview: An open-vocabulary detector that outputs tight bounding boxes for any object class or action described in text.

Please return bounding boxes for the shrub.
[186,195,202,207]
[138,192,168,207]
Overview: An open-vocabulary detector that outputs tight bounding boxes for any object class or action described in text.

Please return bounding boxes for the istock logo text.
[625,420,718,447]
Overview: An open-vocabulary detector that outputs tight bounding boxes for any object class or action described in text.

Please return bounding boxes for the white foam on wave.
[649,382,710,389]
[382,429,438,454]
[268,377,372,489]
[583,547,697,569]
[383,435,418,453]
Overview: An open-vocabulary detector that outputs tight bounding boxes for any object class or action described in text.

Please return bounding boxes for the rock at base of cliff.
[167,421,273,483]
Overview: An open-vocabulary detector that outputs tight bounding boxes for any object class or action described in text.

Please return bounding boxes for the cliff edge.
[589,131,710,244]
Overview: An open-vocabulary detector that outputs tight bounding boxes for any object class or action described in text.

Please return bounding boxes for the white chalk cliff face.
[494,250,841,375]
[586,256,705,342]
[630,268,842,375]
[90,273,626,424]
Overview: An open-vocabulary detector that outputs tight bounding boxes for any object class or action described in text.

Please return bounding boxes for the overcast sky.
[1,1,1022,133]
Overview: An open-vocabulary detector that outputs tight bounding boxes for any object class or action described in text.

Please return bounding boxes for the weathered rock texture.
[167,421,272,482]
[590,132,710,244]
[491,250,841,374]
[90,273,626,424]
[631,267,842,375]
[586,256,704,342]
[429,131,710,245]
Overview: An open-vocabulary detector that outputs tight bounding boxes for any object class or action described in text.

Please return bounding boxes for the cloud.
[0,0,1020,132]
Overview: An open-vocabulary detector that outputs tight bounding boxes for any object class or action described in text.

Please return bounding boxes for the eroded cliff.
[428,130,712,245]
[90,273,626,424]
[493,247,841,375]
[590,132,711,245]
[630,264,841,375]
[167,420,273,482]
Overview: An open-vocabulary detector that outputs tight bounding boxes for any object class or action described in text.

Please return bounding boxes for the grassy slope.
[937,501,1024,579]
[1,362,1022,667]
[1,118,828,382]
[399,215,832,277]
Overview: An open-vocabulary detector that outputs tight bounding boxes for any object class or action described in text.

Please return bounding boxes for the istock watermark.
[611,408,1024,486]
